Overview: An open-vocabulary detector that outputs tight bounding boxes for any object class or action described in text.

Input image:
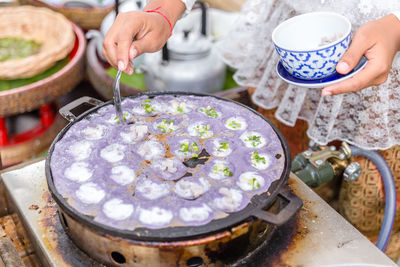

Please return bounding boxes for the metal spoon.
[113,70,125,124]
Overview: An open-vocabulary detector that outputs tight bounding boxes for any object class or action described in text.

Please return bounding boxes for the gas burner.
[1,161,395,267]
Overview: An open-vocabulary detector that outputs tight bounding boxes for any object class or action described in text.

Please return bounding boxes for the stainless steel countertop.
[0,160,397,267]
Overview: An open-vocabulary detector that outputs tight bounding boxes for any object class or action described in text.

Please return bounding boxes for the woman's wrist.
[388,14,400,51]
[143,0,186,27]
[145,7,173,36]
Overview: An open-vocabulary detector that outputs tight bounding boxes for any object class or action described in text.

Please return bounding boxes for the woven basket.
[338,146,400,231]
[19,0,114,30]
[0,6,75,80]
[0,114,66,167]
[0,23,86,117]
[337,145,400,261]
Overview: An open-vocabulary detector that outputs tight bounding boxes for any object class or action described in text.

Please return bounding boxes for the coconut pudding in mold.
[50,95,285,230]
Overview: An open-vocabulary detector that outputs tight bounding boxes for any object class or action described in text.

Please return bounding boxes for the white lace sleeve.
[144,0,195,12]
[393,11,400,21]
[180,0,195,11]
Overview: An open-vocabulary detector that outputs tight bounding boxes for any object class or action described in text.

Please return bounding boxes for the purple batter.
[51,95,285,230]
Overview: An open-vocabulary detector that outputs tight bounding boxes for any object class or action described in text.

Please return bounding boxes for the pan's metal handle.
[252,188,303,226]
[59,96,103,122]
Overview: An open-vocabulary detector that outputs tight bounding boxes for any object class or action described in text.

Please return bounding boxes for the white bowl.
[272,12,351,80]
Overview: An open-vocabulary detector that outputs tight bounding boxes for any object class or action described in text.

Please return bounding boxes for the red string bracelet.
[145,6,173,37]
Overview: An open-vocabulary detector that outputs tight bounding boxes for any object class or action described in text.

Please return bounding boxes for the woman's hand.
[102,0,186,75]
[322,14,400,96]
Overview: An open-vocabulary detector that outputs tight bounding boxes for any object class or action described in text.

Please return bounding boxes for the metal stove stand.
[0,160,397,267]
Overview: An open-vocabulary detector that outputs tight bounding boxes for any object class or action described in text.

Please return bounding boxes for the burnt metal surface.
[45,92,295,242]
[0,222,25,267]
[39,191,104,267]
[1,161,104,267]
[1,161,397,267]
[232,214,298,267]
[59,208,273,266]
[182,149,210,168]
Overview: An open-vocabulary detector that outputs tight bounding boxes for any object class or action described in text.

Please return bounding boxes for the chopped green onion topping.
[212,164,233,177]
[251,150,266,164]
[114,112,129,123]
[249,177,261,190]
[200,106,219,118]
[194,124,211,138]
[178,140,200,158]
[141,99,154,113]
[246,135,262,147]
[223,167,233,176]
[228,120,241,129]
[171,102,188,113]
[179,141,190,154]
[192,141,199,152]
[157,119,175,133]
[217,142,229,152]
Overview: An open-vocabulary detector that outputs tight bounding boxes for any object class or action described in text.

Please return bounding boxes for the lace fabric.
[180,0,196,10]
[217,0,400,150]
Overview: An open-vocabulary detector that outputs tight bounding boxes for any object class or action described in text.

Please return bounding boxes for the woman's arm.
[322,14,400,96]
[102,0,191,75]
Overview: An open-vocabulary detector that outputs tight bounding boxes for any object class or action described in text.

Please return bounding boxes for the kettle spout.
[135,64,147,74]
[86,30,103,40]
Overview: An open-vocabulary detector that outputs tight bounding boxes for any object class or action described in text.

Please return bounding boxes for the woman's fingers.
[129,14,170,58]
[125,61,134,75]
[322,57,383,96]
[102,11,171,75]
[101,44,117,70]
[336,30,372,75]
[320,14,400,96]
[102,31,119,69]
[116,39,133,72]
[129,44,138,61]
[116,16,142,72]
[103,12,143,73]
[131,32,162,56]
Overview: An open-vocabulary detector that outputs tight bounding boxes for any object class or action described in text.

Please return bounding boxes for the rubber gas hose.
[350,145,396,252]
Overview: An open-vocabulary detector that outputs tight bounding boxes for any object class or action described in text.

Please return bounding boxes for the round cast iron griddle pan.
[45,92,302,242]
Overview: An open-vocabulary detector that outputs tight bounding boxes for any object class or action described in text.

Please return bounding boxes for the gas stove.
[1,159,397,266]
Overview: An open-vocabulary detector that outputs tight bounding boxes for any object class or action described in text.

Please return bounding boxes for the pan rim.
[45,91,291,242]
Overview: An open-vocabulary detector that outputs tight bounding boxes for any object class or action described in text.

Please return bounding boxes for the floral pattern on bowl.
[274,33,351,80]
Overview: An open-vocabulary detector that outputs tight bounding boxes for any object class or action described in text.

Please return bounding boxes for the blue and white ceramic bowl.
[272,12,352,80]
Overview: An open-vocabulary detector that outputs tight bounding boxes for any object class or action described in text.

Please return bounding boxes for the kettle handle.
[162,44,169,62]
[198,1,207,36]
[161,1,207,62]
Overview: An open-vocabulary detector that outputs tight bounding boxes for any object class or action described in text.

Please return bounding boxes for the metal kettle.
[143,2,226,93]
